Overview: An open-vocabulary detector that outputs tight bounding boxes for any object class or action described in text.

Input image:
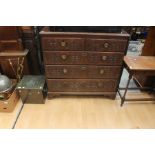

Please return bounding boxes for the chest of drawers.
[40,27,129,99]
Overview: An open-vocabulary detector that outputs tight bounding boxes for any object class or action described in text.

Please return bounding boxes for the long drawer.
[43,51,123,65]
[86,38,127,52]
[47,79,117,92]
[41,37,85,51]
[45,65,121,79]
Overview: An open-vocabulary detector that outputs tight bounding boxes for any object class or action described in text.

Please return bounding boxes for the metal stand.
[118,71,155,107]
[119,74,132,106]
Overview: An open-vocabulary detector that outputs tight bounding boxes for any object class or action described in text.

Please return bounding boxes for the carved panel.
[86,38,127,52]
[45,65,121,79]
[47,79,117,92]
[43,51,124,65]
[41,37,85,51]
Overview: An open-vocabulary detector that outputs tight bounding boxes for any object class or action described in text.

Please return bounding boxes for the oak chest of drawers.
[40,27,130,99]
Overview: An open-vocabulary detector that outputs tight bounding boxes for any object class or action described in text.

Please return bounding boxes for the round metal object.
[0,75,12,93]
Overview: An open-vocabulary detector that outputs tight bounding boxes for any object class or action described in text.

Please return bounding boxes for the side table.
[118,56,155,106]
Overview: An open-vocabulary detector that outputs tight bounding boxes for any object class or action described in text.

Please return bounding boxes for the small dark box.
[17,75,46,104]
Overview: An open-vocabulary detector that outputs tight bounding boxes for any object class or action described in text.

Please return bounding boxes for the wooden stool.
[118,56,155,106]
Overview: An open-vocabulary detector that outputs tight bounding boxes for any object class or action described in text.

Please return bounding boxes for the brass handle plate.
[98,82,103,87]
[61,41,66,47]
[63,68,68,74]
[61,54,67,60]
[104,42,109,48]
[100,69,104,74]
[102,56,107,61]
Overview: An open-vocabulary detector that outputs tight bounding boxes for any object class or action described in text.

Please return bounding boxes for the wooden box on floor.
[0,89,19,113]
[16,75,46,104]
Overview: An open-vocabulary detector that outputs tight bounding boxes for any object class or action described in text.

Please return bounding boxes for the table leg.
[121,74,132,106]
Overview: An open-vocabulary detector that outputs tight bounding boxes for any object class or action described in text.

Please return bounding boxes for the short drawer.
[45,65,121,79]
[41,37,85,51]
[86,38,127,52]
[47,79,118,92]
[43,51,124,65]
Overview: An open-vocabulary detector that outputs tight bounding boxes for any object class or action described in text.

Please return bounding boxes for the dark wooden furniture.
[0,26,41,76]
[118,56,155,106]
[0,26,31,78]
[0,26,23,52]
[40,27,130,99]
[0,49,29,79]
[141,27,155,56]
[21,26,41,74]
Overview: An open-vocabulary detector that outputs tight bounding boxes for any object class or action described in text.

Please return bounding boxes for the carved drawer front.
[41,37,85,51]
[86,38,127,52]
[45,65,121,79]
[43,51,123,65]
[47,79,117,92]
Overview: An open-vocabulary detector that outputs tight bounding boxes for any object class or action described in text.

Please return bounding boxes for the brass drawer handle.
[61,54,67,60]
[102,56,107,61]
[63,68,68,74]
[104,42,109,48]
[61,41,66,47]
[100,69,104,74]
[98,82,103,87]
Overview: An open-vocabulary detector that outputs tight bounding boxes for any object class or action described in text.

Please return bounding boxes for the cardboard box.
[0,89,19,112]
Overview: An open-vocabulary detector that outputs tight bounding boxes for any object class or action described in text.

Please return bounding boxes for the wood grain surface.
[15,93,155,129]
